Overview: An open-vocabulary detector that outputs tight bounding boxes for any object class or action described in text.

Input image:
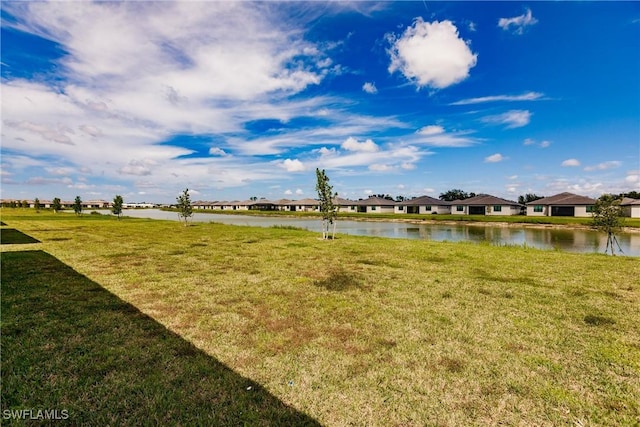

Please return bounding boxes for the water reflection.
[99,210,640,256]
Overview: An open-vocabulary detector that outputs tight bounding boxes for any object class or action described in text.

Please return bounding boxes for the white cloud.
[209,147,228,156]
[369,164,394,172]
[417,125,445,136]
[284,189,293,195]
[498,8,538,35]
[295,188,304,195]
[482,110,531,128]
[484,153,506,163]
[539,140,551,148]
[280,158,306,172]
[625,173,639,184]
[584,161,621,172]
[415,126,479,147]
[523,138,536,146]
[341,137,379,153]
[388,19,477,89]
[451,92,543,106]
[562,159,581,167]
[362,82,378,94]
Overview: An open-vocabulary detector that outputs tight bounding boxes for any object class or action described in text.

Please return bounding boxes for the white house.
[621,197,640,218]
[394,195,451,214]
[526,192,596,217]
[451,194,522,216]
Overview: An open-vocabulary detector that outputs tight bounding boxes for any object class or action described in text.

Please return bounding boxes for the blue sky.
[1,1,639,204]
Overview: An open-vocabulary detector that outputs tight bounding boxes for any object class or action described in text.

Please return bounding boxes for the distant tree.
[315,168,339,240]
[112,195,124,219]
[9,200,17,208]
[73,196,83,216]
[439,189,474,201]
[395,195,407,202]
[619,191,640,199]
[176,188,193,226]
[249,196,258,201]
[591,194,625,255]
[52,197,62,213]
[21,200,29,208]
[34,198,41,213]
[518,193,543,205]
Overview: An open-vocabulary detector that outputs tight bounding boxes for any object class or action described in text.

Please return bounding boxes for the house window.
[586,205,594,213]
[371,206,377,211]
[425,206,432,211]
[456,206,464,212]
[493,206,502,212]
[398,206,404,211]
[534,205,543,213]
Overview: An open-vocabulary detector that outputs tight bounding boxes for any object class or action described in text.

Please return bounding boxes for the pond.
[100,209,640,256]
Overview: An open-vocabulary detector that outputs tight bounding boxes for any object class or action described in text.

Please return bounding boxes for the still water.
[103,209,640,256]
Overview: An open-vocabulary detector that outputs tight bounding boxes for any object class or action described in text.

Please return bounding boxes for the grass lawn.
[2,209,639,426]
[0,228,41,245]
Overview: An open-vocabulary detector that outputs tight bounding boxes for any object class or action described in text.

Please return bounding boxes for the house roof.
[621,197,640,206]
[397,195,451,206]
[355,196,397,206]
[292,198,320,206]
[527,192,595,205]
[451,194,521,206]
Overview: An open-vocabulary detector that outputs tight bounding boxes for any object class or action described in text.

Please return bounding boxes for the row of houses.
[4,192,639,218]
[0,199,158,209]
[193,192,640,218]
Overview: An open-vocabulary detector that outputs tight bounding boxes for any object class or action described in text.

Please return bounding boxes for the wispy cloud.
[562,159,581,167]
[481,110,532,129]
[451,92,543,106]
[414,125,480,147]
[584,161,621,171]
[498,8,538,35]
[484,153,506,163]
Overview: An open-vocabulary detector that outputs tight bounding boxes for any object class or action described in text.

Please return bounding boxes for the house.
[451,194,522,216]
[354,197,396,214]
[526,192,596,217]
[334,197,358,213]
[394,195,451,214]
[290,198,320,212]
[621,197,640,218]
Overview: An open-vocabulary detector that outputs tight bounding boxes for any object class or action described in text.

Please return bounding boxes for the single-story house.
[354,197,396,214]
[451,194,522,216]
[621,197,640,218]
[394,195,451,214]
[289,198,320,212]
[526,192,596,217]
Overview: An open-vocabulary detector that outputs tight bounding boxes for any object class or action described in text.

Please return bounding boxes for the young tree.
[315,168,339,239]
[176,188,193,226]
[52,197,62,213]
[112,195,124,219]
[34,198,41,213]
[591,194,625,255]
[73,196,83,216]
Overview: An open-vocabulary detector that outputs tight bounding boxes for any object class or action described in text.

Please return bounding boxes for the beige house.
[621,197,640,218]
[526,192,595,217]
[451,194,522,216]
[395,195,451,214]
[354,197,396,214]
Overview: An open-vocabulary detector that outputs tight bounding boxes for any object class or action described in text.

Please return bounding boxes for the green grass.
[2,209,639,425]
[1,250,319,426]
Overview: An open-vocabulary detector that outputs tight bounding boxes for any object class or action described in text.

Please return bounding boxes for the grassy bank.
[2,209,639,425]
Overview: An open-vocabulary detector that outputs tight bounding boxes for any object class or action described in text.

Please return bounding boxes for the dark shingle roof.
[355,197,397,206]
[527,192,595,205]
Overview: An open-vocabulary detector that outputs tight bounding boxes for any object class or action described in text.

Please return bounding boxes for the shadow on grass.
[1,250,320,426]
[0,228,41,244]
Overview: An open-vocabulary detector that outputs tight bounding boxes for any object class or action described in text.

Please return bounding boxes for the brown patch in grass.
[439,356,466,373]
[584,314,616,327]
[313,268,365,291]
